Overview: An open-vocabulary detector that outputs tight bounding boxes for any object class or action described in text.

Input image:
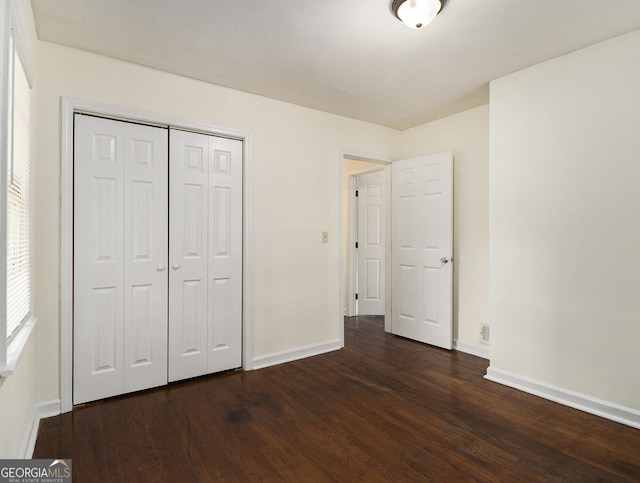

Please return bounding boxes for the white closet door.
[168,130,209,381]
[207,135,243,373]
[122,123,169,393]
[74,115,168,404]
[169,130,242,381]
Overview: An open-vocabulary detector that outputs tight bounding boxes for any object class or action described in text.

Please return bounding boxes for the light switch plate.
[322,231,328,243]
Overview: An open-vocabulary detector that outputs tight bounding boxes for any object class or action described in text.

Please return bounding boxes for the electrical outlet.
[480,324,490,344]
[322,231,328,243]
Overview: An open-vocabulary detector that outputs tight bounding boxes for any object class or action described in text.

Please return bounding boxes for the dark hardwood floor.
[35,316,640,481]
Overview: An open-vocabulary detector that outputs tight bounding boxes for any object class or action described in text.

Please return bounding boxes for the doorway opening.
[338,150,454,352]
[339,152,392,347]
[346,164,385,317]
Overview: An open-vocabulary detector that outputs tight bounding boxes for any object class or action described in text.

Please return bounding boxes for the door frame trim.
[60,97,253,412]
[338,150,391,347]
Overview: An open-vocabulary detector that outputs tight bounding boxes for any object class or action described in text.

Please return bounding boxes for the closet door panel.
[74,115,169,404]
[74,116,126,405]
[123,124,169,393]
[208,138,243,372]
[169,130,209,382]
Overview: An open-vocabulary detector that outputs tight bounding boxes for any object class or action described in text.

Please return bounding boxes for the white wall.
[400,105,490,353]
[489,30,640,411]
[0,339,36,457]
[32,41,398,405]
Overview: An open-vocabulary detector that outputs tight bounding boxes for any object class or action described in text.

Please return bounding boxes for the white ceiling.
[30,0,640,130]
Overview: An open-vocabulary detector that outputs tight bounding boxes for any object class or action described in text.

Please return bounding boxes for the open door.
[391,151,453,350]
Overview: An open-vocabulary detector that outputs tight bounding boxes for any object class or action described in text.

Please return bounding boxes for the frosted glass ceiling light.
[390,0,445,29]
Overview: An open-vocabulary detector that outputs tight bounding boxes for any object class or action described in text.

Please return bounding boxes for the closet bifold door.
[73,115,169,405]
[169,129,243,382]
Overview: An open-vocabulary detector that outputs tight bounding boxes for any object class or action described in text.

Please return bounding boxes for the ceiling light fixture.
[390,0,446,29]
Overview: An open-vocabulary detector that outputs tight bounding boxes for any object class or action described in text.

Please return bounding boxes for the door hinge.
[355,293,358,300]
[355,241,358,248]
[355,190,359,197]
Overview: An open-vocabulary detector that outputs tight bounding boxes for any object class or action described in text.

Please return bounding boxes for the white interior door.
[356,170,385,315]
[73,114,168,404]
[169,129,242,381]
[168,130,208,381]
[207,135,243,373]
[391,151,453,349]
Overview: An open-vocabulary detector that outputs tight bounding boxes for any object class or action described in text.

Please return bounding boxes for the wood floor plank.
[34,316,640,481]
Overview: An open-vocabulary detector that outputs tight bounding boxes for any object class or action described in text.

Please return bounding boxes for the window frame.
[0,0,36,376]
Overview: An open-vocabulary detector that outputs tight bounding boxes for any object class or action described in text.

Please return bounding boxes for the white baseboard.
[485,367,640,430]
[252,340,342,370]
[453,339,490,360]
[20,400,61,459]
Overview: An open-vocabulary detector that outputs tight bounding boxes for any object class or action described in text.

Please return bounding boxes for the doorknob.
[172,263,181,270]
[440,257,450,264]
[156,265,166,272]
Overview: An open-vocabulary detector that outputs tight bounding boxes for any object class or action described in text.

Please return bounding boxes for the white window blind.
[5,29,31,341]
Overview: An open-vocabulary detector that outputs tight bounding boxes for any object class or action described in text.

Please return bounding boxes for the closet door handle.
[156,265,166,272]
[172,263,181,270]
